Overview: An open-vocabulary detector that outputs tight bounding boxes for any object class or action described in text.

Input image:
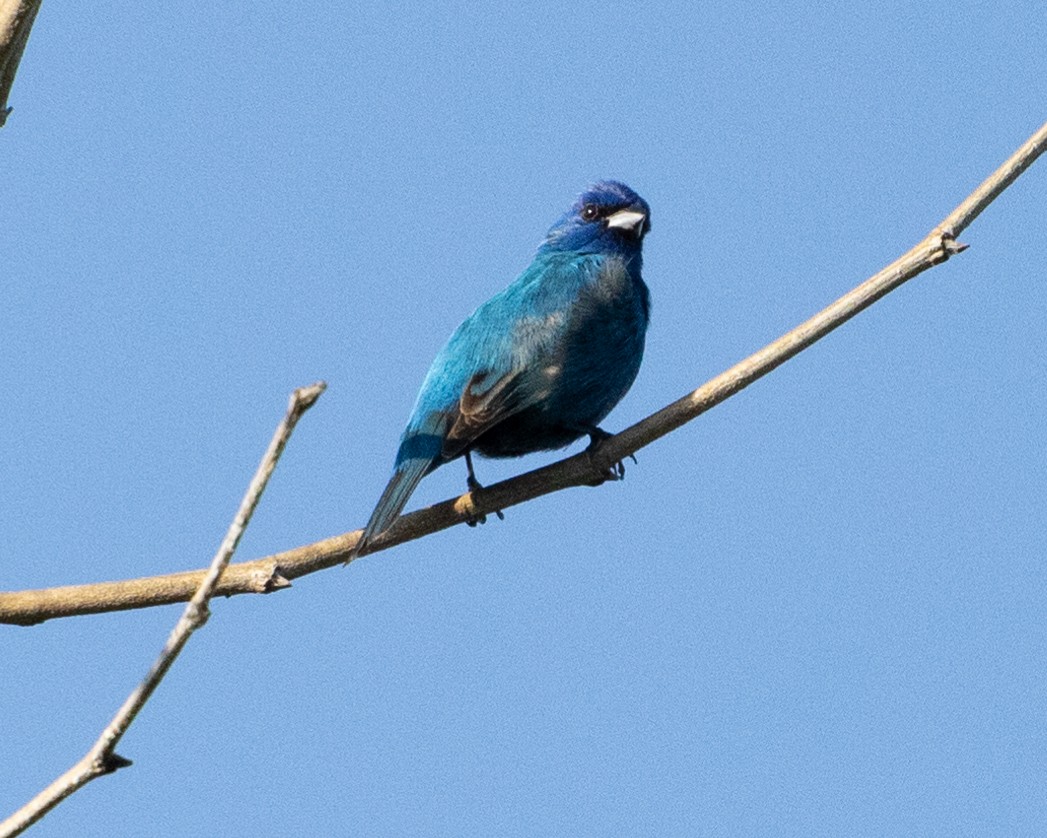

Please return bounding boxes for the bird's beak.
[605,208,647,235]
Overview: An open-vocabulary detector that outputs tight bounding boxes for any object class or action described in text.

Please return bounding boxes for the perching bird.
[351,180,651,558]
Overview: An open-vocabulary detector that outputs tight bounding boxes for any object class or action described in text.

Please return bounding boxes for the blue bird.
[351,180,651,558]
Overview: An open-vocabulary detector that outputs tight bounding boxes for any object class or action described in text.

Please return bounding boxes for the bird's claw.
[464,474,504,526]
[584,428,637,485]
[586,461,623,486]
[465,508,506,527]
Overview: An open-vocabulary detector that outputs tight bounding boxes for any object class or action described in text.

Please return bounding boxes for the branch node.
[291,381,327,413]
[99,753,133,774]
[238,563,293,593]
[263,570,292,593]
[932,225,970,257]
[184,601,210,629]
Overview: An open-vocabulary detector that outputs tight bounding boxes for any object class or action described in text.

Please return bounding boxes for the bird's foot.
[464,473,505,527]
[585,428,637,485]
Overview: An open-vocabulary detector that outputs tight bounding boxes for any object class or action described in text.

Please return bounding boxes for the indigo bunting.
[352,180,651,557]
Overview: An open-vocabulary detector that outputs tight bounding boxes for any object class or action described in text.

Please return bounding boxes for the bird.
[350,180,652,559]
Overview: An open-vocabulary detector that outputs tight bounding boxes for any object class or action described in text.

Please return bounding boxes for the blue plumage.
[352,180,652,556]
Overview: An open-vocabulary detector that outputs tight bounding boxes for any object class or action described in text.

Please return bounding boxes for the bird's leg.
[584,426,637,484]
[464,449,481,492]
[463,450,505,527]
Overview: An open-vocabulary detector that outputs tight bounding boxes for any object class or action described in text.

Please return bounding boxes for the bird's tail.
[348,410,450,562]
[347,419,446,561]
[349,456,432,561]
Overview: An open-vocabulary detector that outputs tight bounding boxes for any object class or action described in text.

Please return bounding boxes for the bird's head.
[540,181,651,257]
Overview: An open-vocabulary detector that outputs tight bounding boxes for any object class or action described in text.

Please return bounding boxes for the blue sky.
[3,3,1046,835]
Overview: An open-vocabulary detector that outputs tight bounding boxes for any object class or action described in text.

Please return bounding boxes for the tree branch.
[0,0,43,126]
[0,383,325,837]
[2,118,1046,627]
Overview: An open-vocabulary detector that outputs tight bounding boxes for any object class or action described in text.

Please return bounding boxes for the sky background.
[3,3,1046,836]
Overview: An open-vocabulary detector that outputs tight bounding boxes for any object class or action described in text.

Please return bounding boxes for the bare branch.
[0,382,326,837]
[0,0,43,126]
[2,119,1046,627]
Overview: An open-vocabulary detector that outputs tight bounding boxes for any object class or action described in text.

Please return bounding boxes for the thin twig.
[0,0,43,126]
[0,382,326,837]
[2,119,1047,627]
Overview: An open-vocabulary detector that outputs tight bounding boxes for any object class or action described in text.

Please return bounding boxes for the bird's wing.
[441,368,529,460]
[420,252,596,463]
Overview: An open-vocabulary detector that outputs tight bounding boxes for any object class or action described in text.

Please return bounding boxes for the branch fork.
[0,382,326,837]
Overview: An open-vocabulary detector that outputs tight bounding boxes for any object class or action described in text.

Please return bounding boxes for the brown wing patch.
[443,369,524,459]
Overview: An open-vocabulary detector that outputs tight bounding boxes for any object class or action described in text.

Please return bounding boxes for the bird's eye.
[580,203,600,221]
